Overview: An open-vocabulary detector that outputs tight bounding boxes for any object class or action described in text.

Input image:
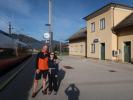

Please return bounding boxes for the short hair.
[42,44,48,49]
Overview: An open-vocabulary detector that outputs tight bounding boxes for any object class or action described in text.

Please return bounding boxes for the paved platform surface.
[0,55,133,100]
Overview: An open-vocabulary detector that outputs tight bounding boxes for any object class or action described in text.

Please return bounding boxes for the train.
[0,30,32,76]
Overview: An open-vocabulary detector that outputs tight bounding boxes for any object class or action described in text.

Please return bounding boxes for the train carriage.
[0,30,32,75]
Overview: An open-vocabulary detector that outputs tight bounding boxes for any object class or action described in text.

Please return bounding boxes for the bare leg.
[42,78,46,91]
[33,79,38,93]
[32,79,38,97]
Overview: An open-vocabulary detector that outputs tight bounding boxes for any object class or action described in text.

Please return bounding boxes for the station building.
[68,28,87,57]
[114,13,133,63]
[84,3,133,62]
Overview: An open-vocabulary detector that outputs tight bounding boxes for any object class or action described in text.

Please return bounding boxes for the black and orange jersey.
[35,52,49,71]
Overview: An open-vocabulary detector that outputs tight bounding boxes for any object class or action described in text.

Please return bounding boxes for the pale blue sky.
[0,0,132,41]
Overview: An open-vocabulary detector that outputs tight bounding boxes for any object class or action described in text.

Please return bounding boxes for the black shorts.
[35,70,48,80]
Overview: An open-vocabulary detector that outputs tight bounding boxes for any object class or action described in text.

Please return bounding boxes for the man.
[32,45,49,97]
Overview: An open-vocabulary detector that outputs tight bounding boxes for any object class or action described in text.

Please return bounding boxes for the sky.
[0,0,133,41]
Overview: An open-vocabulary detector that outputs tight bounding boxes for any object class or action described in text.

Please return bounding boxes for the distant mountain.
[1,31,67,50]
[10,33,66,50]
[9,33,44,50]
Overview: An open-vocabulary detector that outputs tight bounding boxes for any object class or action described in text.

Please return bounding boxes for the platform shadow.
[57,68,66,91]
[65,83,80,100]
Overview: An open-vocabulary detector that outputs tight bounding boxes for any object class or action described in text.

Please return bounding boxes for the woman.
[48,52,59,95]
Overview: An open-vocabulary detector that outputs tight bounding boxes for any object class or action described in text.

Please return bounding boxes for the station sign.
[44,32,50,39]
[93,38,100,43]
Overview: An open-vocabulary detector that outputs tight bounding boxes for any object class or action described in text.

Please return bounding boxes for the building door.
[101,43,105,60]
[124,42,131,62]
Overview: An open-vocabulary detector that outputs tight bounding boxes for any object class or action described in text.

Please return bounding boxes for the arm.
[35,53,39,70]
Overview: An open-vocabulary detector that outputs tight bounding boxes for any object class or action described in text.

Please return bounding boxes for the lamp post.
[45,24,52,52]
[45,0,53,52]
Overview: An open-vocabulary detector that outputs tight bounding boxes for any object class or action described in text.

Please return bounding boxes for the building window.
[91,43,95,53]
[91,22,95,32]
[100,18,105,30]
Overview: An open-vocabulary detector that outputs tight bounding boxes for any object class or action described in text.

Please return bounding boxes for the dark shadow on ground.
[35,81,49,95]
[65,83,80,100]
[57,68,66,91]
[35,85,43,95]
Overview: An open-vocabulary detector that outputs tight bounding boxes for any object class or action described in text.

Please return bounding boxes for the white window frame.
[100,18,105,30]
[91,22,95,32]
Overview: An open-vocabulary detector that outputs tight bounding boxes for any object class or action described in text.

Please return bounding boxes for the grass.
[57,52,69,59]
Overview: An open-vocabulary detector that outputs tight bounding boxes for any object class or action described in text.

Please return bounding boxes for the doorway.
[124,41,131,62]
[101,43,105,60]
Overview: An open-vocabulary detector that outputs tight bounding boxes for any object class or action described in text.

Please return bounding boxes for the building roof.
[67,27,87,41]
[114,13,133,30]
[83,3,133,20]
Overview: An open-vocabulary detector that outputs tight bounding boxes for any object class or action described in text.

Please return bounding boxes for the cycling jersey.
[35,51,49,71]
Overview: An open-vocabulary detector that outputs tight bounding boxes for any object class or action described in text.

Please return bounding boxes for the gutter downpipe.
[112,4,118,62]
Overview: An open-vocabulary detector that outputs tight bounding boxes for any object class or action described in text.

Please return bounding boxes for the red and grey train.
[0,30,32,75]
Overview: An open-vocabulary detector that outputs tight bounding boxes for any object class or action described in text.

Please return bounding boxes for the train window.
[0,48,15,59]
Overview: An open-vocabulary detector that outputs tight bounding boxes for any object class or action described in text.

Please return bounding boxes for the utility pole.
[45,0,53,52]
[9,22,12,34]
[9,22,18,56]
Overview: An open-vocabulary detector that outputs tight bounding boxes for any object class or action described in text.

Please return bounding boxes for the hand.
[36,69,40,74]
[55,59,60,64]
[49,69,51,74]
